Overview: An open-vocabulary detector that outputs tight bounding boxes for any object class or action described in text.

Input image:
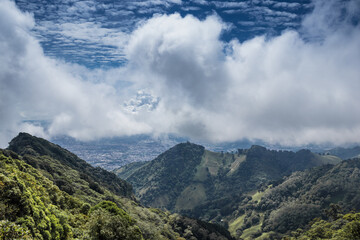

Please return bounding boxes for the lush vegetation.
[4,132,359,239]
[324,146,360,160]
[0,133,233,240]
[117,142,206,210]
[115,144,341,233]
[8,133,133,200]
[115,143,360,239]
[284,207,360,239]
[225,158,360,239]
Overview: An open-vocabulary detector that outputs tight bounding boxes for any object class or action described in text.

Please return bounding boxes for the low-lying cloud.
[0,0,359,147]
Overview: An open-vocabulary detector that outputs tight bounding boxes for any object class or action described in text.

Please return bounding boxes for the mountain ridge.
[1,133,235,239]
[8,132,133,200]
[115,142,345,239]
[116,142,341,208]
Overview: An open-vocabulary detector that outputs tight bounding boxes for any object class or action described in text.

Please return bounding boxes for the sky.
[0,0,359,147]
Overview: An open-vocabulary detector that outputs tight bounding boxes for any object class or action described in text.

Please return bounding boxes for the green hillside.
[0,133,234,240]
[116,142,345,239]
[8,133,133,201]
[283,210,360,239]
[227,158,360,239]
[325,146,360,160]
[0,148,143,239]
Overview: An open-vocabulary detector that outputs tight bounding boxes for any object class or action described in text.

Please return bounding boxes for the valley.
[115,142,360,239]
[1,133,360,239]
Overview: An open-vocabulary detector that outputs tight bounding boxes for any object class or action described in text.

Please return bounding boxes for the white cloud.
[0,0,150,147]
[59,22,129,48]
[211,1,248,9]
[123,0,360,145]
[302,0,360,40]
[126,14,228,108]
[1,0,360,148]
[273,2,301,9]
[132,0,182,8]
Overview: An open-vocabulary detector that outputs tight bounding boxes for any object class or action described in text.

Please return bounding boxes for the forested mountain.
[3,133,359,240]
[116,143,340,216]
[8,133,133,201]
[227,158,360,239]
[115,142,360,239]
[0,133,233,240]
[324,146,360,160]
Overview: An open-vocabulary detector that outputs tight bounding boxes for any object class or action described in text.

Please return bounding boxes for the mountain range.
[115,142,360,239]
[0,133,233,239]
[1,133,360,239]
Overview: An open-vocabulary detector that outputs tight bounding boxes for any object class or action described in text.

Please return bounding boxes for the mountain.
[230,158,360,239]
[324,146,360,160]
[114,142,360,239]
[283,209,360,239]
[8,132,133,202]
[51,134,186,170]
[115,143,341,221]
[0,133,234,240]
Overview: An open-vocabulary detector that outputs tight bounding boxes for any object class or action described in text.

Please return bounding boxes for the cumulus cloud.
[126,14,228,109]
[123,0,360,145]
[0,0,150,147]
[1,0,359,147]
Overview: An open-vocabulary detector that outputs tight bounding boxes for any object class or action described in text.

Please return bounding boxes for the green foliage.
[85,208,143,240]
[90,201,130,221]
[80,203,91,215]
[0,134,233,240]
[284,211,360,239]
[225,158,360,238]
[117,143,341,236]
[123,142,205,210]
[264,203,321,233]
[325,146,360,160]
[0,150,78,239]
[169,214,235,240]
[0,220,33,239]
[8,133,133,199]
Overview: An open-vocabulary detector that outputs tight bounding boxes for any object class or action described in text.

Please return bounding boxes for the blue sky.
[14,0,312,68]
[0,0,360,147]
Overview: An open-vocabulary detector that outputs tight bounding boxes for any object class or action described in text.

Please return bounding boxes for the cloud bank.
[124,0,360,145]
[0,0,150,146]
[0,0,359,147]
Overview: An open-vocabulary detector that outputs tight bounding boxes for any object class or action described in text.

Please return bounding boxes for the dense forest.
[115,143,340,218]
[1,133,360,239]
[116,142,360,239]
[0,133,233,239]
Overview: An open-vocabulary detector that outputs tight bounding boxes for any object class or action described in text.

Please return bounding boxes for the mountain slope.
[228,158,360,239]
[116,143,341,226]
[0,149,82,239]
[8,133,133,202]
[325,146,360,160]
[120,142,205,210]
[1,133,234,240]
[283,210,360,239]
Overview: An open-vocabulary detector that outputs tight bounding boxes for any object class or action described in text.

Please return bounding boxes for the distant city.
[51,135,180,170]
[51,134,336,170]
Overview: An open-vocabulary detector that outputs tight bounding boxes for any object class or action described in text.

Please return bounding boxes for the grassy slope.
[114,161,149,180]
[117,143,344,239]
[226,158,360,239]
